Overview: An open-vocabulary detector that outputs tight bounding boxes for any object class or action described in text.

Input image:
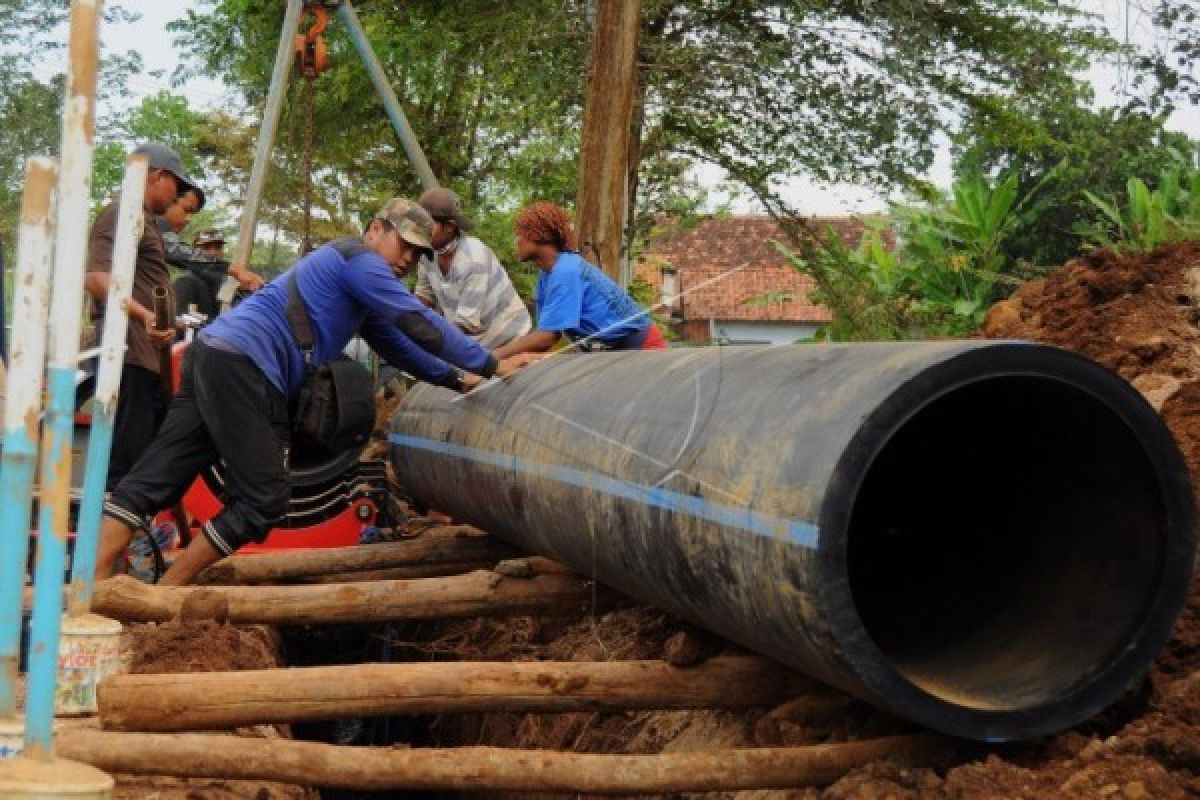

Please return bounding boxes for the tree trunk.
[57,731,953,792]
[91,571,593,625]
[98,657,813,731]
[195,526,516,585]
[576,0,643,284]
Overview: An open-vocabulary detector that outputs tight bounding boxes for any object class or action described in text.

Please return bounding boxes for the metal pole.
[0,157,58,723]
[67,155,148,618]
[25,0,100,757]
[220,0,305,309]
[339,0,439,190]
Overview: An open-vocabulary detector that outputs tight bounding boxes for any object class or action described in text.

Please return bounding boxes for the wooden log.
[98,656,814,731]
[57,731,953,793]
[196,525,517,585]
[91,571,592,625]
[301,556,571,585]
[300,561,500,584]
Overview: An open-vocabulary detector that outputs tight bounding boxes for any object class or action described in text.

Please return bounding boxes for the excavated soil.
[114,621,314,800]
[399,242,1200,798]
[124,619,279,674]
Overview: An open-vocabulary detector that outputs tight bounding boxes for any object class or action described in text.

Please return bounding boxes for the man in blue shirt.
[94,198,531,585]
[493,202,665,359]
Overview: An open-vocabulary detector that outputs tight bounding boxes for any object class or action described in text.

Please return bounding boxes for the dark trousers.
[107,365,166,493]
[105,341,291,556]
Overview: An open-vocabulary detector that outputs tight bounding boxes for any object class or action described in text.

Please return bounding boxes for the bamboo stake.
[67,154,148,615]
[57,731,953,793]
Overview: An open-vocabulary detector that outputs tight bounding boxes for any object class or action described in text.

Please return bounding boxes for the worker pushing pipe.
[390,341,1197,742]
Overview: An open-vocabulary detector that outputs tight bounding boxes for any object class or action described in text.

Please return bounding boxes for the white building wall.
[712,320,824,345]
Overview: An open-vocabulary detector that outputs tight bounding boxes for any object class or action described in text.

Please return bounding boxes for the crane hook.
[294,4,330,78]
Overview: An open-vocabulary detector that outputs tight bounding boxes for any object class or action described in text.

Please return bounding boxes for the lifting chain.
[294,3,329,254]
[301,70,316,254]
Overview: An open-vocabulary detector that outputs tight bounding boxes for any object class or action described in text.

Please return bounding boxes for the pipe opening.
[847,375,1167,711]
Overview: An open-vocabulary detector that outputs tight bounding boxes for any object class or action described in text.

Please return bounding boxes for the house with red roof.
[636,215,881,345]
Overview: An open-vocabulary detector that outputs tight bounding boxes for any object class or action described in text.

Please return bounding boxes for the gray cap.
[419,187,473,232]
[133,142,200,198]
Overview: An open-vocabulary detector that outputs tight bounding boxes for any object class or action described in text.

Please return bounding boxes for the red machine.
[165,342,388,552]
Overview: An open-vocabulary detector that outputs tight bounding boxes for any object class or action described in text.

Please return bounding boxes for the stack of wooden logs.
[58,526,957,794]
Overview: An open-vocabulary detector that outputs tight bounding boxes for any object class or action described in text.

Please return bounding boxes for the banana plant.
[1083,166,1200,252]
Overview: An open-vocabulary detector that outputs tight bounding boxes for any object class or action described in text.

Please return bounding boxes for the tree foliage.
[0,1,139,251]
[955,99,1197,267]
[171,0,1114,263]
[1136,0,1200,111]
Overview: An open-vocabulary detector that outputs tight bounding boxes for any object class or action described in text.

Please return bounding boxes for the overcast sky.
[96,1,1199,215]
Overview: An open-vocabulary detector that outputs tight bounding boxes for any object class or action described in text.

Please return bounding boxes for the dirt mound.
[983,241,1200,476]
[114,620,312,799]
[125,619,279,674]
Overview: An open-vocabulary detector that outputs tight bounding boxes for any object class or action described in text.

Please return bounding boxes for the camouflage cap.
[375,197,434,256]
[192,228,225,247]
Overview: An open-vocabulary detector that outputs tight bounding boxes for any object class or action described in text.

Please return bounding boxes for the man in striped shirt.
[415,188,532,349]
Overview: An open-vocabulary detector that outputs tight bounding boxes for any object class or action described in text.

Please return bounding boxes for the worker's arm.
[493,263,578,358]
[160,227,230,273]
[492,329,559,359]
[447,271,490,335]
[358,313,479,391]
[413,261,438,309]
[83,271,174,348]
[85,206,173,346]
[343,253,498,378]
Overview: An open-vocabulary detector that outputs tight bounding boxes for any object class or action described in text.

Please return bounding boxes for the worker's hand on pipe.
[229,263,265,291]
[461,372,485,392]
[496,352,548,378]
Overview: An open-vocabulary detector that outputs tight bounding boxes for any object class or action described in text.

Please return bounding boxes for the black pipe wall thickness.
[389,342,1197,741]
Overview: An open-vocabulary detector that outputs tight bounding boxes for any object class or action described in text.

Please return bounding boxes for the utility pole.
[576,0,642,285]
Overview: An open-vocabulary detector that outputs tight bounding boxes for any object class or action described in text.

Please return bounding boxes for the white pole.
[68,154,148,616]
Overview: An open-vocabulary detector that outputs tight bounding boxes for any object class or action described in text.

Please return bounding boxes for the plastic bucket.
[55,614,122,716]
[0,716,23,758]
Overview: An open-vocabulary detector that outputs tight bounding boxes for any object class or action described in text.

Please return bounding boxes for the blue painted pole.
[338,0,439,190]
[68,155,148,617]
[0,158,58,725]
[24,0,100,757]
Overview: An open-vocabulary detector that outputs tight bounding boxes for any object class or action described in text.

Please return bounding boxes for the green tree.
[1136,0,1200,111]
[0,1,139,253]
[954,100,1197,268]
[92,90,209,202]
[173,0,1115,263]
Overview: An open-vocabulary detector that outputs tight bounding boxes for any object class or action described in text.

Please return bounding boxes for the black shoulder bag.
[285,270,376,452]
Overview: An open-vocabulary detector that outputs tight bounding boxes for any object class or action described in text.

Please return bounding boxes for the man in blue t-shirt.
[94,198,534,585]
[493,202,665,359]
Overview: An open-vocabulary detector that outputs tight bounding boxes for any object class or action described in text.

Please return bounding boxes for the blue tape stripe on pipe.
[389,434,819,548]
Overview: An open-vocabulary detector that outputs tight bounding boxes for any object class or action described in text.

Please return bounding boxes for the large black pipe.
[389,342,1196,741]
